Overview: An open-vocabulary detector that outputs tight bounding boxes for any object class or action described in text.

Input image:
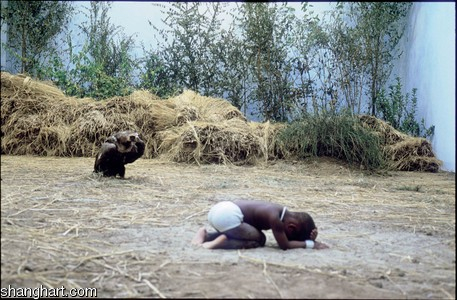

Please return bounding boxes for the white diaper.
[208,201,244,232]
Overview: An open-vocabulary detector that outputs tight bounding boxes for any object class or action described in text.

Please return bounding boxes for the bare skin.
[201,234,227,249]
[191,227,207,245]
[192,200,329,250]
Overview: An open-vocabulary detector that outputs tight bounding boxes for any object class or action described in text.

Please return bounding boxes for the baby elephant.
[94,131,145,178]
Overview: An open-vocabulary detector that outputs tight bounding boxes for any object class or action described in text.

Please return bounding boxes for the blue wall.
[391,2,455,172]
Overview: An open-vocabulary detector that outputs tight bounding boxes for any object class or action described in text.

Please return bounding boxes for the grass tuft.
[276,112,386,170]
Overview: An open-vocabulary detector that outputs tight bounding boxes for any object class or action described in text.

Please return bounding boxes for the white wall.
[391,2,455,172]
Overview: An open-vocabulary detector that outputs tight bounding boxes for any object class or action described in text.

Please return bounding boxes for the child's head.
[285,212,316,241]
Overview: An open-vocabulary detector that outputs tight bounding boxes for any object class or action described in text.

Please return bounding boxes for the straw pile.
[358,115,442,172]
[250,121,287,162]
[153,91,265,165]
[0,72,442,171]
[1,72,282,165]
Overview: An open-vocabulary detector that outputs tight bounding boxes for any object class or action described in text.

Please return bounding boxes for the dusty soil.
[1,155,455,298]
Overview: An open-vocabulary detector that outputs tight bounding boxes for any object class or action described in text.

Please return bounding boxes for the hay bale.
[358,114,407,145]
[66,109,138,157]
[168,90,247,123]
[66,110,113,157]
[249,121,287,162]
[136,101,178,132]
[103,90,160,115]
[118,90,179,134]
[125,96,179,159]
[1,72,441,171]
[358,114,442,172]
[386,138,435,160]
[388,156,442,172]
[156,119,260,165]
[385,138,442,172]
[35,126,70,156]
[1,72,92,156]
[151,90,252,162]
[2,73,256,162]
[1,71,65,100]
[1,114,41,155]
[176,106,199,125]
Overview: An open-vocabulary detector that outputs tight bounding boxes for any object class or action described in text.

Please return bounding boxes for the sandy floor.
[1,155,455,298]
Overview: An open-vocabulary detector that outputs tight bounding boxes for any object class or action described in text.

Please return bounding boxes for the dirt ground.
[1,155,455,298]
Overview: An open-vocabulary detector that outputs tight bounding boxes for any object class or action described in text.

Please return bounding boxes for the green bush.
[40,44,133,100]
[376,77,435,139]
[277,112,385,170]
[139,51,181,98]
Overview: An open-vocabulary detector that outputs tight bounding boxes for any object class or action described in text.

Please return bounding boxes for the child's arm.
[275,234,329,250]
[272,231,313,250]
[309,228,329,248]
[270,221,308,250]
[271,222,328,250]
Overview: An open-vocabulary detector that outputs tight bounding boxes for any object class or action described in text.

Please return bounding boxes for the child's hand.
[310,228,318,241]
[314,241,329,250]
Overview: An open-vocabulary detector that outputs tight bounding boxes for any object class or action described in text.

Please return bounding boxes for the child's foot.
[202,234,227,249]
[191,227,207,245]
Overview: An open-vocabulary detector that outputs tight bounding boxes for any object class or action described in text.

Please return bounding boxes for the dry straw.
[1,72,441,171]
[358,115,442,172]
[1,72,282,164]
[1,154,454,297]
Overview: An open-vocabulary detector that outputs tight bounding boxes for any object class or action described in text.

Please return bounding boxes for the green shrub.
[277,112,385,169]
[376,77,435,139]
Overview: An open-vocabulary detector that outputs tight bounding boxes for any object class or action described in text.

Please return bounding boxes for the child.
[192,200,329,250]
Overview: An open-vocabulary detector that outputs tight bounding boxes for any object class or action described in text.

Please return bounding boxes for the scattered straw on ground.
[1,155,455,298]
